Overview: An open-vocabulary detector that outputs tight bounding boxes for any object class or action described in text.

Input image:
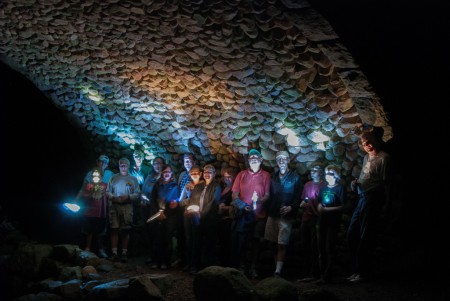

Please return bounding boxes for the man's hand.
[280,206,292,216]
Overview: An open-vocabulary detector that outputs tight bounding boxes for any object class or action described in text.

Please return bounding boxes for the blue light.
[62,202,81,213]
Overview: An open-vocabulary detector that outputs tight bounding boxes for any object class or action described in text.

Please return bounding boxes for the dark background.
[1,0,447,277]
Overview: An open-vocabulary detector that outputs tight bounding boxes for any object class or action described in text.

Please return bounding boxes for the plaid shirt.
[179,171,191,196]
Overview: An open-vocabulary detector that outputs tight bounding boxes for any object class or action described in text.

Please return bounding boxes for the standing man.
[130,148,151,224]
[141,156,165,264]
[130,148,152,186]
[107,158,140,262]
[316,165,345,284]
[174,153,195,268]
[231,148,271,279]
[265,151,302,277]
[178,153,195,193]
[347,131,391,283]
[129,148,152,256]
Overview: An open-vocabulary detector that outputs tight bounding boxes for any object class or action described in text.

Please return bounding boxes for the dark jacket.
[267,169,302,219]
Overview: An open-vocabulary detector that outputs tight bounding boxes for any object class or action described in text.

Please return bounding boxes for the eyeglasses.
[249,155,261,160]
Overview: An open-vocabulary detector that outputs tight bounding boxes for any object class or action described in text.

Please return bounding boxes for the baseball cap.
[276,151,289,159]
[97,155,109,162]
[248,148,262,157]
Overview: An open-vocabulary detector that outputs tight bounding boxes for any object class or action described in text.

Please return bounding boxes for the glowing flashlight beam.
[63,202,81,213]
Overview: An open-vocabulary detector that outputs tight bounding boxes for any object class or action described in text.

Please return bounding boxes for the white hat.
[275,151,289,159]
[97,155,109,162]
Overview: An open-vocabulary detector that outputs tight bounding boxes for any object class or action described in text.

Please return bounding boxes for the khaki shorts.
[264,216,293,245]
[109,203,133,230]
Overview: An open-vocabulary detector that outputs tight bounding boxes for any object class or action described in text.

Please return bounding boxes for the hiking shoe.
[349,274,364,283]
[171,258,181,267]
[182,265,190,272]
[98,249,108,258]
[313,277,328,285]
[250,269,259,279]
[297,277,315,282]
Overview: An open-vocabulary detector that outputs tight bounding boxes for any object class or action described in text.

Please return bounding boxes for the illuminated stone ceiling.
[0,0,392,178]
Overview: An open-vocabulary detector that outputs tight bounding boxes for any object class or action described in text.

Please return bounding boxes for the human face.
[248,155,262,172]
[310,168,322,182]
[162,167,173,182]
[133,152,143,166]
[189,168,202,182]
[203,168,215,184]
[119,160,129,174]
[97,160,108,170]
[276,156,288,174]
[223,172,234,186]
[360,138,375,153]
[324,170,336,185]
[183,156,194,171]
[153,158,163,173]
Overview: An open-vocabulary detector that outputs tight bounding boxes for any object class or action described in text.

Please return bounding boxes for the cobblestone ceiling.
[0,0,392,178]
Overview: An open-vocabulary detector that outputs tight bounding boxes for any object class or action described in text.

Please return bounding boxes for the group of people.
[75,131,391,283]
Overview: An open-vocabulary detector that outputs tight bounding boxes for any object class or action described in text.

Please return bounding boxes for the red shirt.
[232,168,271,219]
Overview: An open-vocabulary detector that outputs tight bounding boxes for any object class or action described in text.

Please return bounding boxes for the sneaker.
[171,258,181,267]
[313,277,327,285]
[349,274,364,283]
[120,253,128,263]
[145,258,153,265]
[274,272,282,278]
[182,265,190,272]
[110,253,120,262]
[297,277,315,282]
[250,269,259,279]
[160,264,168,270]
[189,268,198,275]
[151,263,158,269]
[98,249,108,258]
[346,273,357,281]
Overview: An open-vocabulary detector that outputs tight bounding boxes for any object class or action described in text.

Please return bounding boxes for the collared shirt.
[232,168,271,220]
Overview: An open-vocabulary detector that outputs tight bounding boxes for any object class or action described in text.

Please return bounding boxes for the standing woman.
[81,167,109,258]
[150,164,180,270]
[185,164,221,274]
[217,167,238,267]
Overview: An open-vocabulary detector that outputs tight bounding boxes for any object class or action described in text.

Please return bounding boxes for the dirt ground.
[108,256,446,301]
